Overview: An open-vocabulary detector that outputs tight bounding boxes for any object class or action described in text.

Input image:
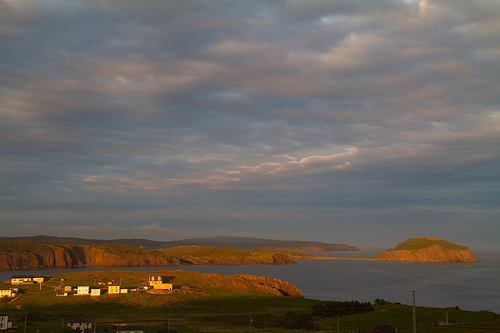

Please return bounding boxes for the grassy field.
[1,270,498,332]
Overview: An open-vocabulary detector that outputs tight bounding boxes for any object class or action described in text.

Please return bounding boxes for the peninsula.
[0,241,300,270]
[375,238,478,263]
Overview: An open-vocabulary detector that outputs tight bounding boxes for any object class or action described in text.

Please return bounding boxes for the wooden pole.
[413,291,416,333]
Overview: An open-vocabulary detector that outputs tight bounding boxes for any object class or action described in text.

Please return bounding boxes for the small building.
[108,286,120,295]
[439,319,464,326]
[11,275,33,285]
[0,314,13,331]
[116,325,143,333]
[0,289,17,299]
[33,276,44,283]
[149,275,163,286]
[77,286,90,295]
[153,283,173,291]
[90,289,101,298]
[64,286,73,293]
[120,288,128,294]
[372,325,397,333]
[66,319,93,332]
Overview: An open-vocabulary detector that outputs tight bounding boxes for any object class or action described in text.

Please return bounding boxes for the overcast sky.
[1,0,499,251]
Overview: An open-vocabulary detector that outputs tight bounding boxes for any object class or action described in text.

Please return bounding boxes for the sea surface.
[1,249,499,313]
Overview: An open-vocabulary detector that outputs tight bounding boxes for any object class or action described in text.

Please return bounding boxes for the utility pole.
[412,291,416,333]
[337,316,339,333]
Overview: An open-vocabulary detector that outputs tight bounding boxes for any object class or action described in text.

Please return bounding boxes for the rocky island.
[375,237,478,263]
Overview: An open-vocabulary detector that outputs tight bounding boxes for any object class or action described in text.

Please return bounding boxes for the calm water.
[2,250,499,313]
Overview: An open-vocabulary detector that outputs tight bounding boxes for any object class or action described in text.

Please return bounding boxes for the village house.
[11,275,33,285]
[90,289,101,298]
[108,286,120,295]
[153,283,173,291]
[0,289,18,299]
[149,275,163,286]
[116,325,143,333]
[66,319,93,332]
[0,314,13,331]
[32,276,44,283]
[149,275,173,290]
[77,286,90,295]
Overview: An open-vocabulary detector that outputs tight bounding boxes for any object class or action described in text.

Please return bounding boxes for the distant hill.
[375,238,478,263]
[0,235,359,252]
[0,241,297,270]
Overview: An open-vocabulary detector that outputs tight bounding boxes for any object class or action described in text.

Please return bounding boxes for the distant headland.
[375,238,478,263]
[0,236,359,271]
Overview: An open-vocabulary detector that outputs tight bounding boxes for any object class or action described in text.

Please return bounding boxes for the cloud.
[1,0,499,248]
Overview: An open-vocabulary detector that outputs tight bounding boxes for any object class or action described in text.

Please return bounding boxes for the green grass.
[1,270,498,332]
[390,238,468,252]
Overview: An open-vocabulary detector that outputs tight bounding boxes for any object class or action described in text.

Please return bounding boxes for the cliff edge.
[375,238,478,263]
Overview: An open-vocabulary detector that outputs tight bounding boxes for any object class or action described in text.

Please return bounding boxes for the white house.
[11,275,33,285]
[0,314,13,331]
[33,276,44,283]
[149,275,163,286]
[66,319,93,332]
[77,286,90,295]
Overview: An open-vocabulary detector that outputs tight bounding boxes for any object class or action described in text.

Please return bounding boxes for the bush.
[311,300,373,317]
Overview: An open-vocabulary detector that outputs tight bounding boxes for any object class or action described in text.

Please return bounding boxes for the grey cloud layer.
[1,0,499,246]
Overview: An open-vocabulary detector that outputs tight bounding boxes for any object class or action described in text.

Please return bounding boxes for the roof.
[11,275,33,278]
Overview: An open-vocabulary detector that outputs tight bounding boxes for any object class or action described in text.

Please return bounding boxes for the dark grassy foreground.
[1,270,498,332]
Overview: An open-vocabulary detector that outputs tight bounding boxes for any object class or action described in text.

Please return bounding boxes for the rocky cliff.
[0,241,294,270]
[375,238,478,263]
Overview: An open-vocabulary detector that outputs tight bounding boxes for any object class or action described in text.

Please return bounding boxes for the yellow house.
[153,283,173,291]
[108,286,120,295]
[0,289,17,298]
[91,289,101,298]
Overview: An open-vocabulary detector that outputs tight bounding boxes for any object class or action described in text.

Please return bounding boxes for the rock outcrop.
[375,238,478,263]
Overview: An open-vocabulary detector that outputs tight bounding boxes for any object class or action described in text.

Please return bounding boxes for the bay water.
[1,250,498,313]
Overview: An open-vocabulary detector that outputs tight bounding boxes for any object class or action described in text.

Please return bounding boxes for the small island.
[375,237,478,263]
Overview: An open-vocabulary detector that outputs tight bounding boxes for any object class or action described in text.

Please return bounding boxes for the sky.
[1,0,499,251]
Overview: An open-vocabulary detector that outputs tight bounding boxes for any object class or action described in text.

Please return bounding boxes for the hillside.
[0,269,303,311]
[375,238,478,263]
[0,235,359,251]
[0,241,295,270]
